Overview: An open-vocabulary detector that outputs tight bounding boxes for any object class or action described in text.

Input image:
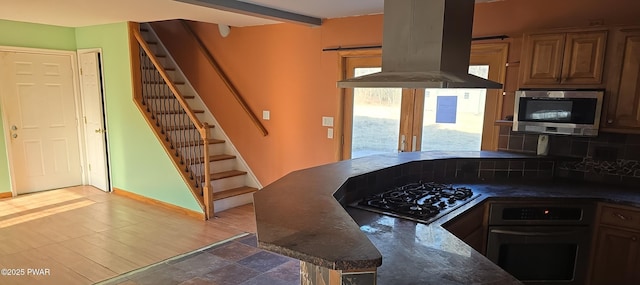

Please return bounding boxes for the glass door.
[421,65,489,151]
[342,56,402,159]
[340,43,507,159]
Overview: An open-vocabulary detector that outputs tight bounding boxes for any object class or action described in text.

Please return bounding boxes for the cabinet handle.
[614,212,631,221]
[632,236,638,242]
[607,119,614,124]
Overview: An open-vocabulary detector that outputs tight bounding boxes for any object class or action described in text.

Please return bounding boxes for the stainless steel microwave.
[513,90,604,136]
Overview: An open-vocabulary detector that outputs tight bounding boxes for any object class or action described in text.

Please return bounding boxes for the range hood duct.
[338,0,503,89]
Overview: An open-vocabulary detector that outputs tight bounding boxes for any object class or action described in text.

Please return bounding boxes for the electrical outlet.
[327,128,334,139]
[322,116,334,127]
[262,110,270,120]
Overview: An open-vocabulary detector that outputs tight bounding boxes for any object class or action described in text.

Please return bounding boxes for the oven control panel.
[503,207,582,220]
[488,202,595,226]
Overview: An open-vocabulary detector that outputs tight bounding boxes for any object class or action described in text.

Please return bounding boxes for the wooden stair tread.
[145,95,196,100]
[212,170,247,180]
[142,67,176,72]
[165,124,214,131]
[143,80,186,85]
[176,138,225,147]
[197,170,247,182]
[187,154,236,165]
[153,109,204,114]
[210,154,236,161]
[213,186,257,201]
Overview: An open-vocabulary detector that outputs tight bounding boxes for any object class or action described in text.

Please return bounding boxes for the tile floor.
[98,234,300,285]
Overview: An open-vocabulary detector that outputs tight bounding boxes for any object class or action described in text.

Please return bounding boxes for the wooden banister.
[179,20,269,137]
[129,22,216,218]
[131,28,209,139]
[202,122,213,219]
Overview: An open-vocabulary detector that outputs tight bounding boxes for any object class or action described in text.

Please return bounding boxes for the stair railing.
[129,23,213,219]
[179,20,268,137]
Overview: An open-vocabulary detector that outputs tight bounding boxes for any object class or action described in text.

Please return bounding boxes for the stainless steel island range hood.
[338,0,503,89]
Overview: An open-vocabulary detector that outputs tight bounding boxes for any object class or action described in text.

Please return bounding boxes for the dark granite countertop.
[253,151,640,285]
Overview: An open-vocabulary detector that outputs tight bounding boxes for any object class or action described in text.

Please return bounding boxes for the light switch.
[322,116,334,127]
[327,128,334,139]
[263,110,270,120]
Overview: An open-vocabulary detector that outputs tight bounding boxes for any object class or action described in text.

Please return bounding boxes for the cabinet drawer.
[600,206,640,230]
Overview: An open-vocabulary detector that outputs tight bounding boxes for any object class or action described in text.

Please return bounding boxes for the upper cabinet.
[520,29,607,87]
[601,27,640,132]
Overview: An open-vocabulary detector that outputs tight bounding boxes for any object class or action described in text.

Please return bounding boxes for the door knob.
[95,129,103,133]
[12,134,17,138]
[11,125,17,130]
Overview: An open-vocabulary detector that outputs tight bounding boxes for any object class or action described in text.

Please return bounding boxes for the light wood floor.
[0,186,256,285]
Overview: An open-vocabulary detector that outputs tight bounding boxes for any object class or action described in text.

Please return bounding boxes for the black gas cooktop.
[352,182,479,224]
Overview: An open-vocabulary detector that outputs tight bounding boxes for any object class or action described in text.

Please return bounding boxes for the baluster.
[203,122,211,205]
[136,33,211,196]
[192,126,196,173]
[198,126,206,191]
[188,126,195,181]
[195,127,200,186]
[139,47,147,107]
[158,69,168,138]
[172,99,179,156]
[193,134,198,189]
[178,105,186,163]
[183,111,189,158]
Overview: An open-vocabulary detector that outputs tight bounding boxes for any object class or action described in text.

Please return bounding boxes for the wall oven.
[486,202,595,285]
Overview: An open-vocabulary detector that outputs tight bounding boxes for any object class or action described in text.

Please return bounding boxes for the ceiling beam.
[175,0,322,26]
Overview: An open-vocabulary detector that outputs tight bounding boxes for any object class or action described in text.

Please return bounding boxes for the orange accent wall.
[153,0,640,186]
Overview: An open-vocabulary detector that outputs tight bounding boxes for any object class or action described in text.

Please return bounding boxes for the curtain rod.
[322,35,509,52]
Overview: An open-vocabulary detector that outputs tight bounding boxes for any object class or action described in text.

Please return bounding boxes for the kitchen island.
[253,151,640,284]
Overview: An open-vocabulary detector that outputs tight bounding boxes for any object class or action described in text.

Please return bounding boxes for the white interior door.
[0,51,82,194]
[78,51,109,191]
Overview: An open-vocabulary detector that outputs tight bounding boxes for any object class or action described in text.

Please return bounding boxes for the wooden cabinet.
[521,33,565,85]
[601,27,640,132]
[443,203,487,254]
[520,30,607,87]
[590,204,640,285]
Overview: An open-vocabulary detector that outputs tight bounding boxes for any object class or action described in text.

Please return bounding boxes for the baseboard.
[112,187,205,220]
[0,192,12,199]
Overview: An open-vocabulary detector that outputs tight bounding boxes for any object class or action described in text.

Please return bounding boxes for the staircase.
[129,23,261,219]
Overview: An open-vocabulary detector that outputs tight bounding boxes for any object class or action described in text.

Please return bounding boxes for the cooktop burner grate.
[352,182,480,224]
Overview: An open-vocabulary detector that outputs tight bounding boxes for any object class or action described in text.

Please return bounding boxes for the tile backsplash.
[498,126,640,186]
[498,125,540,154]
[343,157,555,204]
[337,128,640,205]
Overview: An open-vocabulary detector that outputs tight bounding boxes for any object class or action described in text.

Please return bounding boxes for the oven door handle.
[490,229,584,237]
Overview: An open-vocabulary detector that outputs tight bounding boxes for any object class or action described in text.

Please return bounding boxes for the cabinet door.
[562,31,607,85]
[602,29,640,131]
[443,204,486,254]
[521,33,565,86]
[590,226,640,285]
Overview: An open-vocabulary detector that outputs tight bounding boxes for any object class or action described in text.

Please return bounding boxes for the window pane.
[352,67,402,158]
[421,65,489,151]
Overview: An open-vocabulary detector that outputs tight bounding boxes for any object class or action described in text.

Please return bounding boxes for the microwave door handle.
[490,229,583,237]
